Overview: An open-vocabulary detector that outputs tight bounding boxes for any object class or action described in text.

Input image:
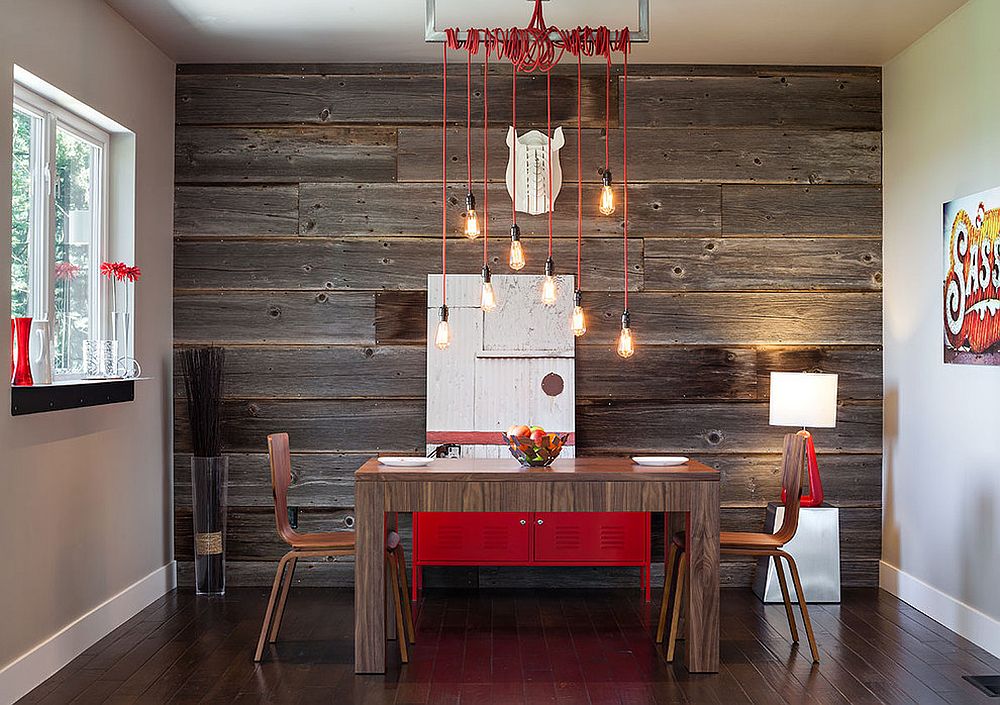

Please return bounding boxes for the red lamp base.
[781,429,824,507]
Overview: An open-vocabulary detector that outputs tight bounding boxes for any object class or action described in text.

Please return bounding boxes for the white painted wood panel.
[425,304,481,432]
[482,275,575,353]
[473,357,575,434]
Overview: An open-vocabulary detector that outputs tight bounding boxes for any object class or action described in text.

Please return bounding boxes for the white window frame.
[13,82,110,381]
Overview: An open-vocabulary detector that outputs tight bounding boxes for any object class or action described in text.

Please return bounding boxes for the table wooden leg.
[355,480,386,673]
[684,481,720,673]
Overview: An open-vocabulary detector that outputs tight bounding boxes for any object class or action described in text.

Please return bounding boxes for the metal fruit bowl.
[502,432,569,467]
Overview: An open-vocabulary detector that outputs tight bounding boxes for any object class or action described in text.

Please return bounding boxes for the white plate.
[631,456,689,467]
[378,456,433,467]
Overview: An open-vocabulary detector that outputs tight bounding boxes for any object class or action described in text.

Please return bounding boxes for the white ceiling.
[105,0,966,65]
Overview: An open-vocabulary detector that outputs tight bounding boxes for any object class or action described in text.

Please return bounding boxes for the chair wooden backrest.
[267,433,298,547]
[772,431,808,545]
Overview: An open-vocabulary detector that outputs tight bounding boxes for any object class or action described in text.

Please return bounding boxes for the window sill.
[10,378,144,416]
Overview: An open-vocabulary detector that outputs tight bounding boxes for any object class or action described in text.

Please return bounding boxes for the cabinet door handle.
[536,519,544,525]
[519,519,527,525]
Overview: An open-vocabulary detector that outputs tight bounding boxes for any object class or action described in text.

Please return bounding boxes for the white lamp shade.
[768,372,838,428]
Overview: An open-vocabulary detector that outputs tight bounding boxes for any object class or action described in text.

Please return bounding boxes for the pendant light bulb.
[599,170,616,216]
[542,257,557,306]
[508,224,525,271]
[617,310,635,359]
[464,192,480,239]
[435,305,451,350]
[480,265,497,312]
[571,290,587,337]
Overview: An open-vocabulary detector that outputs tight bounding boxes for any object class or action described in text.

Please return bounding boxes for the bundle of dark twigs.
[180,347,226,458]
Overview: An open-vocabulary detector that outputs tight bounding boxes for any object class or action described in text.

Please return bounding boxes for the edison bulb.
[464,193,480,239]
[541,257,557,305]
[508,224,525,270]
[572,306,587,336]
[617,325,634,359]
[435,319,451,350]
[599,170,615,216]
[464,209,480,239]
[480,265,496,312]
[542,276,557,305]
[435,305,451,350]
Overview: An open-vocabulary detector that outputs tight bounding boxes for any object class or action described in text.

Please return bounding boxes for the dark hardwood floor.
[16,587,999,704]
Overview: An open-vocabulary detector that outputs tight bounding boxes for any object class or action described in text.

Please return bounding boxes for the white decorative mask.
[506,127,564,216]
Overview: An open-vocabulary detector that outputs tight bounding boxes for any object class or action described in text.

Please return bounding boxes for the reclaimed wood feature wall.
[173,63,882,589]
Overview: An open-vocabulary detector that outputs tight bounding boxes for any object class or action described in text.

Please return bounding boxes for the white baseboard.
[0,561,176,705]
[880,560,1000,658]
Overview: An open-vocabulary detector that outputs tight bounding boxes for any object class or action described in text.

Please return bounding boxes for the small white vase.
[29,319,52,385]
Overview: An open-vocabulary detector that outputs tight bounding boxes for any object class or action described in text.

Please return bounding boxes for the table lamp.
[768,372,838,508]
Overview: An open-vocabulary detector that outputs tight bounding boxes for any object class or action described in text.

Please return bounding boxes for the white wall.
[883,0,1000,656]
[0,0,175,698]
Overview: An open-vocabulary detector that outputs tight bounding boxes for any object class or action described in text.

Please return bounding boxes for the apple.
[508,424,531,438]
[529,425,544,432]
[529,428,546,444]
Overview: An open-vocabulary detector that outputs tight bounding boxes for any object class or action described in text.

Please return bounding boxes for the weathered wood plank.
[176,557,879,588]
[176,73,609,127]
[174,507,355,560]
[374,291,427,345]
[755,346,882,400]
[706,453,882,508]
[173,237,643,292]
[172,345,425,399]
[576,400,881,454]
[173,291,375,344]
[299,182,721,237]
[577,346,758,400]
[174,452,366,507]
[643,237,882,291]
[175,398,425,454]
[174,185,299,235]
[722,185,883,236]
[175,126,397,183]
[174,450,881,509]
[583,291,882,345]
[398,127,881,185]
[623,74,881,130]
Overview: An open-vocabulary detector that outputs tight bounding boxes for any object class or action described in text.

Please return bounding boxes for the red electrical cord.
[622,42,629,309]
[442,41,448,306]
[466,47,472,193]
[482,46,489,263]
[511,66,517,225]
[546,68,553,259]
[576,51,582,285]
[605,56,611,173]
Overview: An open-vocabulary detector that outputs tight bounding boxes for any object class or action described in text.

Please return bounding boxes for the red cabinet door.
[415,512,531,563]
[532,512,648,563]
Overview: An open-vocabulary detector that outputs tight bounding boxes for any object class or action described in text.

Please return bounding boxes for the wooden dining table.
[354,456,721,674]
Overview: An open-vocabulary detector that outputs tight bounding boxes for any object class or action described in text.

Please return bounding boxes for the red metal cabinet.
[413,512,651,601]
[532,512,648,564]
[414,512,531,563]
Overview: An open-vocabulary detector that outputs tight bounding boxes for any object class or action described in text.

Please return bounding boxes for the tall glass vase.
[191,456,228,595]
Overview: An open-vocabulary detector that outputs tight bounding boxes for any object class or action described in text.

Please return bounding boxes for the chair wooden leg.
[782,552,820,663]
[268,556,297,643]
[255,552,293,662]
[396,545,416,644]
[772,553,799,643]
[666,554,686,663]
[655,542,678,643]
[387,552,408,663]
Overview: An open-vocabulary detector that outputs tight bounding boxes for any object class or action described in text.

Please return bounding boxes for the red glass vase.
[11,317,33,386]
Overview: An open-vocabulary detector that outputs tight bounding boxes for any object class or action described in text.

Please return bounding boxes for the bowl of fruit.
[502,424,569,467]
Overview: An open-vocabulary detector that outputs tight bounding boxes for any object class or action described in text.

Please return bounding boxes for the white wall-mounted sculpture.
[426,274,575,459]
[506,127,564,215]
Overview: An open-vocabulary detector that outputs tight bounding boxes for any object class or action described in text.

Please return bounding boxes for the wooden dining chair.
[255,433,415,663]
[656,431,820,663]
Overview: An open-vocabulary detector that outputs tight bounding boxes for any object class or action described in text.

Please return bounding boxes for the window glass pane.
[54,126,99,375]
[11,107,34,318]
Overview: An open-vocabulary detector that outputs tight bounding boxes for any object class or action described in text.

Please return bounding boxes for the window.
[12,83,108,379]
